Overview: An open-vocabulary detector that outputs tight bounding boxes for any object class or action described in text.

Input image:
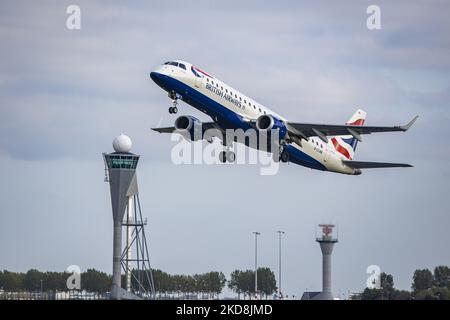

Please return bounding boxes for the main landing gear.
[219,139,236,163]
[168,91,179,114]
[280,150,289,163]
[273,145,289,163]
[219,150,236,163]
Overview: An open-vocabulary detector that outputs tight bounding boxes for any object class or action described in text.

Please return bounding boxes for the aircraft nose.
[150,71,167,88]
[150,71,162,83]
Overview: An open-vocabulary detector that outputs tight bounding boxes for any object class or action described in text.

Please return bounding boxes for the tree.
[360,272,395,300]
[24,269,44,291]
[152,269,172,293]
[203,271,226,296]
[361,287,382,300]
[0,270,24,291]
[256,268,277,296]
[380,272,395,300]
[228,270,244,298]
[430,286,450,300]
[392,290,411,300]
[228,270,253,297]
[228,268,277,297]
[81,269,111,292]
[433,266,450,288]
[44,271,67,291]
[412,269,433,292]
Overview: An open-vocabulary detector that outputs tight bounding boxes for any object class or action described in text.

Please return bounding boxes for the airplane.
[150,60,418,175]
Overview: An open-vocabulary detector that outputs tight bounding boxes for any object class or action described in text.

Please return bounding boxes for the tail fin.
[331,109,367,160]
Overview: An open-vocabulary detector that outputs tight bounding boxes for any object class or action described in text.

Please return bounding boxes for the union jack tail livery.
[331,109,367,160]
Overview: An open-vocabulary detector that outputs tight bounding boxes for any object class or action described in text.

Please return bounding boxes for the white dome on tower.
[112,133,132,153]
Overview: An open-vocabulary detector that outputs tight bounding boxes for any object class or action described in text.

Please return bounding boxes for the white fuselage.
[151,60,358,175]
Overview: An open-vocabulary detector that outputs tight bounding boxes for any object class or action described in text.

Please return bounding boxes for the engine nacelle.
[255,114,288,140]
[174,115,202,141]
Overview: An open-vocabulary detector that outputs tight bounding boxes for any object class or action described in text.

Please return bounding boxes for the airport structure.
[301,224,338,300]
[103,134,155,300]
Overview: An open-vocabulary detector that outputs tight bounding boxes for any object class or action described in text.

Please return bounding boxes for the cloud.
[0,1,449,295]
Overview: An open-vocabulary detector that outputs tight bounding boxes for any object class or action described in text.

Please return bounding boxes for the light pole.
[277,230,285,298]
[253,231,260,298]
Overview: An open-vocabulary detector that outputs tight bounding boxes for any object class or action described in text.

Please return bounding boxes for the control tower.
[103,134,155,300]
[301,224,338,300]
[315,224,338,300]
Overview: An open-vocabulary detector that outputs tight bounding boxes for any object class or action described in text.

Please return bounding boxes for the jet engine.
[174,115,202,141]
[255,114,288,140]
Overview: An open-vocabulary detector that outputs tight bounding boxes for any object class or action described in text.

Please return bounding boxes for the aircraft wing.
[152,122,220,134]
[342,160,413,169]
[286,116,418,141]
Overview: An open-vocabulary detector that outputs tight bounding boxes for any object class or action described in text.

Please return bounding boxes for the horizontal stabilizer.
[152,126,177,133]
[342,160,413,169]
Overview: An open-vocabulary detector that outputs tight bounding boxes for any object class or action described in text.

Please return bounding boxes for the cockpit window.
[164,61,186,70]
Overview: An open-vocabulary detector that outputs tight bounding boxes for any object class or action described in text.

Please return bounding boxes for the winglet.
[400,115,419,131]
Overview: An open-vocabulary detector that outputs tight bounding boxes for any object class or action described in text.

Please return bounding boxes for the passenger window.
[206,78,209,82]
[221,86,223,90]
[216,84,219,88]
[244,100,246,104]
[226,89,228,93]
[259,108,261,112]
[235,94,237,98]
[239,97,242,101]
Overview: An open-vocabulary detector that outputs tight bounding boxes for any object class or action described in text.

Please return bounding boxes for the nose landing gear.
[168,91,179,114]
[169,105,178,114]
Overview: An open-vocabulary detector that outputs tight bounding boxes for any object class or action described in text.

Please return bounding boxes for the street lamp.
[253,231,260,298]
[277,230,285,298]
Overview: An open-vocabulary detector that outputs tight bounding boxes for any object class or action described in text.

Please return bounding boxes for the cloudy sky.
[1,0,449,298]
